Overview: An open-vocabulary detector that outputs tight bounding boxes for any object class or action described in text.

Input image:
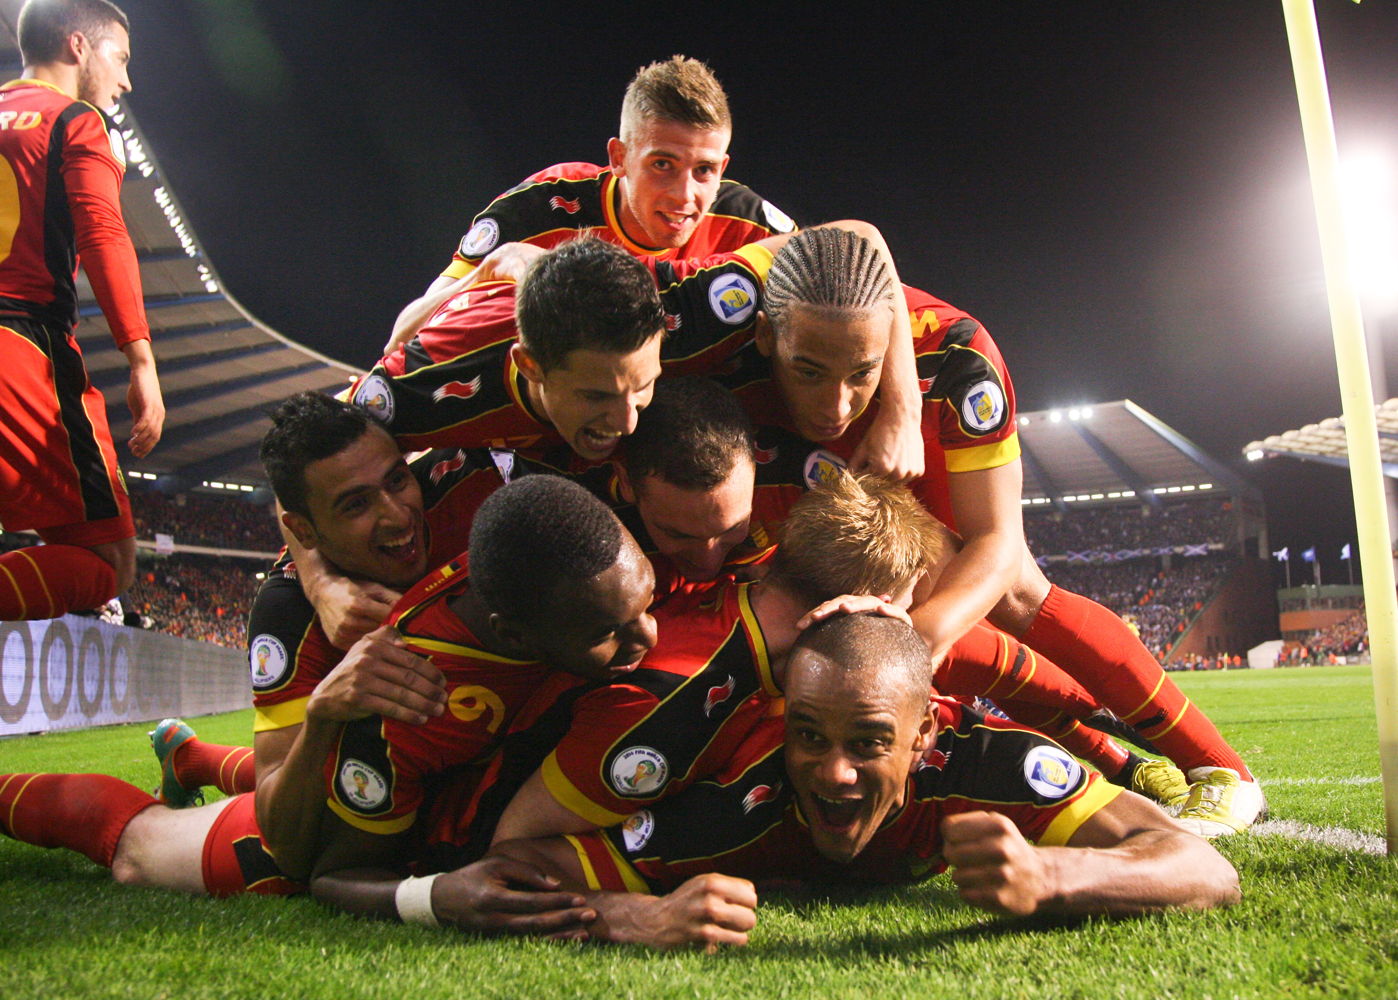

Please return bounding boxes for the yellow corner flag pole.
[1281,0,1398,854]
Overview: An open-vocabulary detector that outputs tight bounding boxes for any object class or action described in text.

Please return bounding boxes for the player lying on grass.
[487,612,1241,949]
[714,225,1263,835]
[0,462,654,942]
[518,382,1188,812]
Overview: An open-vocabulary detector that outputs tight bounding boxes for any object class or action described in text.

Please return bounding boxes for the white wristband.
[394,873,441,927]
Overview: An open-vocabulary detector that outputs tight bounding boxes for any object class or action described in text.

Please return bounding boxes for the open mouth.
[579,427,623,454]
[377,529,420,564]
[810,792,863,831]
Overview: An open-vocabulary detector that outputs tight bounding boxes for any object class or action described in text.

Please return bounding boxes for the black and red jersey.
[0,79,146,345]
[439,162,793,280]
[570,701,1120,892]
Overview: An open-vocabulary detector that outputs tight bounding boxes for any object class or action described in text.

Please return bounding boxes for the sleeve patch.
[960,380,1008,435]
[459,218,501,258]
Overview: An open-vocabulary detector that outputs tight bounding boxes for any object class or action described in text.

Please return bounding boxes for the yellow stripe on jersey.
[401,636,533,664]
[566,834,603,890]
[325,796,417,836]
[944,433,1021,474]
[738,583,782,698]
[253,697,309,733]
[733,243,775,282]
[541,751,630,828]
[1037,779,1123,847]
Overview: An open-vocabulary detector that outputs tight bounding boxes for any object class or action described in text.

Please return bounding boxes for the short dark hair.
[624,377,754,492]
[19,0,129,66]
[260,391,379,518]
[620,55,731,141]
[469,474,624,623]
[515,238,667,373]
[791,612,936,707]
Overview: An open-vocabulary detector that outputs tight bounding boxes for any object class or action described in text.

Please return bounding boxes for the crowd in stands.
[1295,608,1370,662]
[1025,498,1234,556]
[1045,555,1238,661]
[120,554,260,648]
[128,485,280,552]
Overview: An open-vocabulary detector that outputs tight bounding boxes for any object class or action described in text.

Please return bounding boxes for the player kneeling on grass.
[490,612,1240,949]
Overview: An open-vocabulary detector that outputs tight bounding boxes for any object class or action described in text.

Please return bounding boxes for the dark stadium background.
[120,1,1396,583]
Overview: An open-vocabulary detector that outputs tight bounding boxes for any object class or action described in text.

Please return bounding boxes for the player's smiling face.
[624,458,755,582]
[758,305,890,443]
[527,532,658,680]
[286,427,427,591]
[608,119,731,250]
[784,649,933,864]
[520,336,664,461]
[76,24,132,110]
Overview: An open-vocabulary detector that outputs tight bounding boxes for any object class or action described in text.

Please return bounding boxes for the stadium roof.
[1242,399,1398,478]
[1016,399,1259,512]
[0,1,356,493]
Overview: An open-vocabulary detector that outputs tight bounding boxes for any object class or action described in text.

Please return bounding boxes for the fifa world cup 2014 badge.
[707,273,757,326]
[338,759,390,810]
[460,218,500,258]
[354,374,395,424]
[610,747,669,797]
[621,809,656,852]
[248,634,289,691]
[961,380,1006,434]
[1023,745,1081,800]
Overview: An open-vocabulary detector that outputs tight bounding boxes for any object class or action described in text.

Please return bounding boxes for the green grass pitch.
[2,665,1396,999]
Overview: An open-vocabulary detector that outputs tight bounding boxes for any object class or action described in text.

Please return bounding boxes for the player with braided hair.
[732,227,1263,836]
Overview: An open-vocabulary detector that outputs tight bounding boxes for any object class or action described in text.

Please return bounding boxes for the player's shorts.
[200,792,304,897]
[0,317,133,543]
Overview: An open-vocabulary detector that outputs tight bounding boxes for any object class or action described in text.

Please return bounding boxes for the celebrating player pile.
[0,20,1253,951]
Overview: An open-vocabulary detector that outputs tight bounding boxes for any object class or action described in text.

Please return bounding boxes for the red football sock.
[940,623,1101,718]
[992,702,1132,778]
[0,772,156,867]
[1019,585,1252,778]
[173,740,256,796]
[0,544,117,620]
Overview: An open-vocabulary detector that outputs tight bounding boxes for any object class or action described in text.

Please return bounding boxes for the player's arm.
[254,626,446,879]
[941,790,1241,918]
[908,461,1026,662]
[277,509,401,649]
[493,837,757,950]
[492,768,599,842]
[310,856,595,938]
[384,243,545,354]
[65,108,164,456]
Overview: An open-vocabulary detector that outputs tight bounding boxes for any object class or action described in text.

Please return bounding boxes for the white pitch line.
[1250,819,1386,855]
[1259,776,1380,787]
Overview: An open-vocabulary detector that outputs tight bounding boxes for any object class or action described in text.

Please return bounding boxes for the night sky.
[118,1,1398,583]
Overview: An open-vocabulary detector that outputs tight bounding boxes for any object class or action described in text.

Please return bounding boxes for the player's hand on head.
[940,810,1053,917]
[795,594,912,631]
[307,624,446,725]
[653,873,758,952]
[433,855,596,937]
[312,575,402,649]
[849,405,924,483]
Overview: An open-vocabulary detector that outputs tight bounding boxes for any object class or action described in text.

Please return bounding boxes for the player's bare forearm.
[491,838,756,950]
[909,529,1021,661]
[121,338,163,457]
[388,273,460,354]
[911,463,1025,659]
[942,794,1240,918]
[492,768,601,844]
[253,719,342,880]
[311,857,594,937]
[280,521,400,648]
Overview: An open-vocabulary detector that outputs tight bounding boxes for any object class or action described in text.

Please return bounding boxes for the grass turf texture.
[2,665,1395,999]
